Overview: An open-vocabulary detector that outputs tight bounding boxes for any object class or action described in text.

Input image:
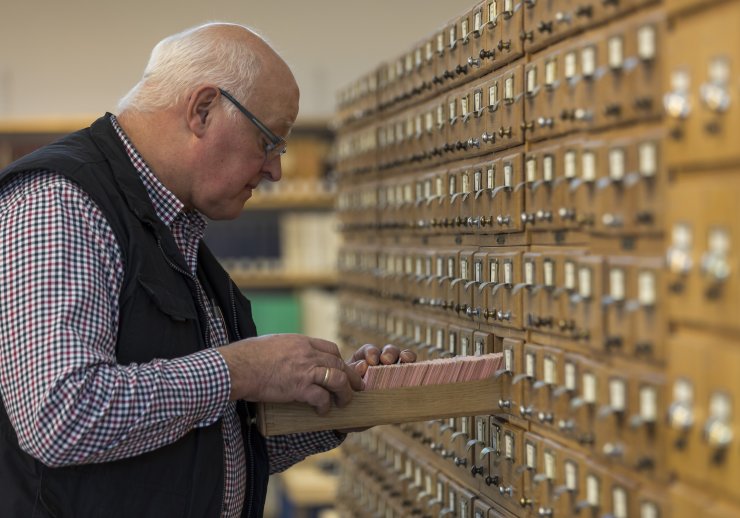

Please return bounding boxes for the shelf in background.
[0,116,98,134]
[228,270,338,289]
[243,190,336,210]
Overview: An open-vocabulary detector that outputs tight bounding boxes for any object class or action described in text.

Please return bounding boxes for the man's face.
[190,85,299,220]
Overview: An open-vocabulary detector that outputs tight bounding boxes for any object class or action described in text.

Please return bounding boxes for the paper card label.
[477,418,486,442]
[504,260,513,285]
[543,154,554,181]
[504,0,513,13]
[449,100,457,122]
[487,166,496,189]
[437,481,444,500]
[526,352,536,377]
[504,348,513,371]
[582,151,596,181]
[449,25,457,47]
[437,32,445,54]
[608,36,624,69]
[437,104,445,127]
[565,51,577,79]
[609,268,625,301]
[460,500,468,518]
[491,424,501,450]
[436,257,444,277]
[462,416,469,434]
[544,450,556,479]
[578,266,592,298]
[641,501,659,518]
[610,378,626,411]
[491,259,499,283]
[526,157,537,182]
[527,67,537,94]
[406,459,413,478]
[475,260,483,282]
[581,46,596,77]
[709,392,732,421]
[449,332,457,354]
[449,490,457,511]
[504,162,513,187]
[672,223,693,249]
[488,1,498,23]
[405,53,413,73]
[437,329,445,349]
[544,356,557,385]
[504,432,514,460]
[474,169,483,192]
[462,172,470,193]
[474,10,483,32]
[640,386,658,422]
[475,338,485,356]
[448,257,456,278]
[462,19,469,39]
[425,111,434,133]
[426,40,434,61]
[525,260,535,285]
[461,95,469,117]
[637,25,656,61]
[638,270,657,306]
[544,259,555,287]
[489,83,499,106]
[526,441,536,468]
[461,336,470,356]
[504,76,514,101]
[586,475,600,506]
[394,452,402,470]
[449,175,457,195]
[639,142,658,177]
[674,378,693,404]
[613,486,628,518]
[474,90,482,112]
[564,150,577,178]
[609,148,625,181]
[546,58,557,86]
[426,326,433,345]
[583,373,597,403]
[414,325,421,343]
[565,261,576,290]
[564,362,578,392]
[415,466,422,487]
[565,461,578,490]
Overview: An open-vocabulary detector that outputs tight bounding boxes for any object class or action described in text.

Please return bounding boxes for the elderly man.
[0,23,410,517]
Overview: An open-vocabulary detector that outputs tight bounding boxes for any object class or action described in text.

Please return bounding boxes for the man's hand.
[218,334,363,415]
[346,343,417,378]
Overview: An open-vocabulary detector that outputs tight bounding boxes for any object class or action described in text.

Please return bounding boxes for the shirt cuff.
[166,348,231,427]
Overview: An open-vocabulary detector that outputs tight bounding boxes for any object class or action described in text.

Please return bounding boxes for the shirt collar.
[108,114,205,230]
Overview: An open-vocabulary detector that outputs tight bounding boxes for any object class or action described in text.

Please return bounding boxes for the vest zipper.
[229,283,256,518]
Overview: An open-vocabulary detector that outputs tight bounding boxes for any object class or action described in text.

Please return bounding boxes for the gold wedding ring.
[322,367,331,386]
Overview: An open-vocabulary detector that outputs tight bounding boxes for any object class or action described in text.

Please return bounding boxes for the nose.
[261,155,282,182]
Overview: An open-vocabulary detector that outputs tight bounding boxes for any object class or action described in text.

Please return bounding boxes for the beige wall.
[0,0,473,121]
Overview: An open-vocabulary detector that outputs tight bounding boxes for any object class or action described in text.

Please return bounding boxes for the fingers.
[308,337,342,358]
[348,359,369,378]
[399,349,416,363]
[315,365,360,408]
[302,384,332,415]
[349,343,380,365]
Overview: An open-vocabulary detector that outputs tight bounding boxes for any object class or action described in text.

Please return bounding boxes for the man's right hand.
[217,334,363,415]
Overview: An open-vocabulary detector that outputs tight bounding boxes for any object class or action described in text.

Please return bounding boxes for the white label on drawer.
[609,148,625,181]
[489,82,499,106]
[546,58,557,86]
[437,104,445,127]
[565,261,576,290]
[475,338,485,356]
[583,373,597,404]
[526,157,537,182]
[425,111,434,133]
[543,154,554,181]
[609,378,626,412]
[477,418,486,442]
[638,270,657,306]
[527,67,537,94]
[582,151,596,181]
[414,325,421,343]
[504,76,514,101]
[489,1,498,23]
[448,257,456,278]
[564,150,577,178]
[475,260,483,282]
[462,172,470,194]
[544,450,556,480]
[637,25,656,61]
[416,257,423,276]
[449,25,457,47]
[461,258,469,280]
[526,352,536,377]
[491,259,499,283]
[565,51,577,79]
[460,500,468,518]
[487,166,495,189]
[462,19,469,39]
[526,441,536,469]
[565,461,578,491]
[544,259,555,287]
[608,36,624,69]
[565,361,577,391]
[504,260,513,284]
[461,95,469,117]
[425,40,434,61]
[613,486,628,518]
[609,268,625,301]
[544,356,557,385]
[504,162,513,187]
[461,336,470,356]
[437,481,444,501]
[474,90,483,112]
[640,386,658,423]
[581,46,596,78]
[709,392,732,421]
[586,475,600,506]
[578,266,592,298]
[474,170,483,192]
[475,10,483,32]
[449,99,457,121]
[437,329,444,349]
[415,466,422,487]
[449,332,457,354]
[641,501,659,518]
[525,260,535,285]
[436,257,444,277]
[504,348,513,371]
[504,432,514,460]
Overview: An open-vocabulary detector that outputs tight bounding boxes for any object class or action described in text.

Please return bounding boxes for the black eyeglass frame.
[218,88,287,161]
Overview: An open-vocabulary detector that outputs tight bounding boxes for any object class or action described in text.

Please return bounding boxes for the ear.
[185,85,220,137]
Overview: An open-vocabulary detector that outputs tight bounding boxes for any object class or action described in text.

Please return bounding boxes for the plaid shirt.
[0,115,341,517]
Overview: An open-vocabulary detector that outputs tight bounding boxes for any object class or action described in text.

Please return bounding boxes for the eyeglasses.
[218,88,287,162]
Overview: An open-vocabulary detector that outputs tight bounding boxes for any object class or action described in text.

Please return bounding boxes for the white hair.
[117,22,264,117]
